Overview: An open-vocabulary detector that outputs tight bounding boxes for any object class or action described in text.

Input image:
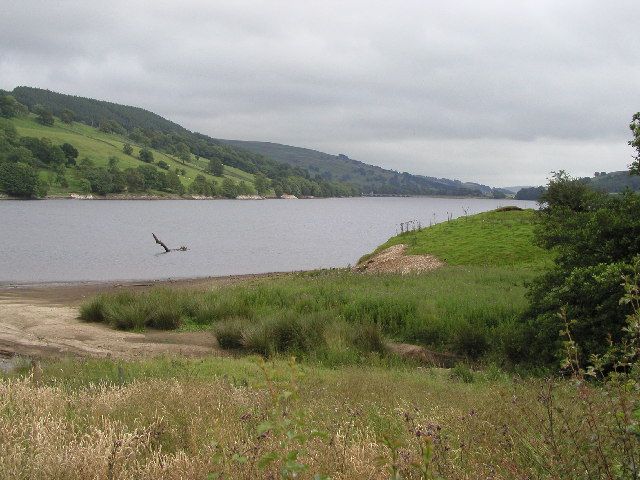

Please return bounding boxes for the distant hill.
[512,171,640,202]
[2,87,360,197]
[587,170,640,192]
[221,140,496,197]
[3,86,497,198]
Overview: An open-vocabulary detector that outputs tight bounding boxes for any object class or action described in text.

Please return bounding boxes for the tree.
[83,167,114,195]
[0,162,42,197]
[166,171,185,195]
[629,112,640,175]
[0,95,27,118]
[122,143,133,155]
[34,105,54,126]
[157,160,169,170]
[175,142,191,162]
[60,143,78,166]
[522,172,640,366]
[207,158,224,176]
[59,109,74,124]
[124,168,145,192]
[254,172,270,195]
[221,178,238,198]
[139,148,154,163]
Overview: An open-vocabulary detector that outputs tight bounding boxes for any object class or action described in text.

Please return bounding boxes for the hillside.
[1,87,359,198]
[0,113,255,198]
[3,87,497,198]
[513,170,640,201]
[222,139,497,197]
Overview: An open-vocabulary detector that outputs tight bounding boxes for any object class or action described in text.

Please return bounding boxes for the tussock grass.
[81,266,535,362]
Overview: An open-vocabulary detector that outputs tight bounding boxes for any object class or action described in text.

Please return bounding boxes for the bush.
[213,318,248,349]
[79,295,107,322]
[349,324,386,353]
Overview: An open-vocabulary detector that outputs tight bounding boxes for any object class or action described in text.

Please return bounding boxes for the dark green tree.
[59,109,74,124]
[139,148,154,163]
[254,172,270,195]
[221,178,238,198]
[0,95,27,118]
[523,171,640,365]
[60,143,78,165]
[207,158,224,176]
[0,162,42,197]
[628,112,640,175]
[34,105,54,126]
[122,143,133,155]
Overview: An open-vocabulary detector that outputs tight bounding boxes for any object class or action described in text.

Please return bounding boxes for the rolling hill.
[221,139,496,197]
[2,86,497,198]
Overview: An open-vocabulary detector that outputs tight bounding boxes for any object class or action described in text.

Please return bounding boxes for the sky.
[1,1,639,186]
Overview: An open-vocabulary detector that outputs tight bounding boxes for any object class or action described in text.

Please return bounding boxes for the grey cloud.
[1,0,639,185]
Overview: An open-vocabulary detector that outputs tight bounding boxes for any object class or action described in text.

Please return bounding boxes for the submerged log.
[152,233,188,252]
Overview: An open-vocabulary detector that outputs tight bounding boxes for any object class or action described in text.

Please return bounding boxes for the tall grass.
[80,266,537,362]
[1,356,636,479]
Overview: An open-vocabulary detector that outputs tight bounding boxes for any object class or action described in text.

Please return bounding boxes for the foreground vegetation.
[1,352,637,479]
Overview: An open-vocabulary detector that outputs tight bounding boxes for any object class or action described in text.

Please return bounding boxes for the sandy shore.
[0,272,289,361]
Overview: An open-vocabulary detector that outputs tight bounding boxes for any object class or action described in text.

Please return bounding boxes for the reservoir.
[0,197,537,283]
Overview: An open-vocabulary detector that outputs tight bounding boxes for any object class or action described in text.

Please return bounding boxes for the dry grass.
[1,357,636,479]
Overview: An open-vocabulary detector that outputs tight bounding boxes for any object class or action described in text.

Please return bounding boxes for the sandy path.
[0,273,282,360]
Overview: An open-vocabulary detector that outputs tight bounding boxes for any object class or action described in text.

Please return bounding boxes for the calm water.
[0,197,536,284]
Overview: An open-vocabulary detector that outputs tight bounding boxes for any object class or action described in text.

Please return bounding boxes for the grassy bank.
[1,356,634,479]
[80,209,548,364]
[371,208,549,267]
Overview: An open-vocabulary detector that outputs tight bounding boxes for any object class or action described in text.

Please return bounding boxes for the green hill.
[221,139,497,197]
[0,87,360,198]
[0,113,255,197]
[366,208,550,268]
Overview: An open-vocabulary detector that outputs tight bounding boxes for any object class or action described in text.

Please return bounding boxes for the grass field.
[10,115,255,194]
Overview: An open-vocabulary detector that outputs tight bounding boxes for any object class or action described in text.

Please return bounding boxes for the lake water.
[0,197,537,284]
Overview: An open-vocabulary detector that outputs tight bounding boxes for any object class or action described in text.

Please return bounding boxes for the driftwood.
[152,233,188,253]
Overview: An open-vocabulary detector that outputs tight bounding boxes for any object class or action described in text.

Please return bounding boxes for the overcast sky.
[1,1,639,186]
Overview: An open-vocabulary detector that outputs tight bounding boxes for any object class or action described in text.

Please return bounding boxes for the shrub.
[349,324,386,353]
[79,295,107,322]
[213,317,248,349]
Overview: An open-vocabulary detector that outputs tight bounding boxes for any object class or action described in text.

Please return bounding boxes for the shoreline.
[0,271,303,299]
[0,193,520,201]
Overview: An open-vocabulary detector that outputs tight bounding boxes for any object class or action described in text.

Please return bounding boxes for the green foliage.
[138,147,154,163]
[122,142,133,155]
[524,172,640,365]
[0,161,44,197]
[515,185,545,200]
[0,94,27,118]
[34,104,54,126]
[59,108,74,124]
[60,142,78,165]
[254,172,270,195]
[189,174,217,196]
[207,158,224,176]
[629,112,640,175]
[221,178,238,198]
